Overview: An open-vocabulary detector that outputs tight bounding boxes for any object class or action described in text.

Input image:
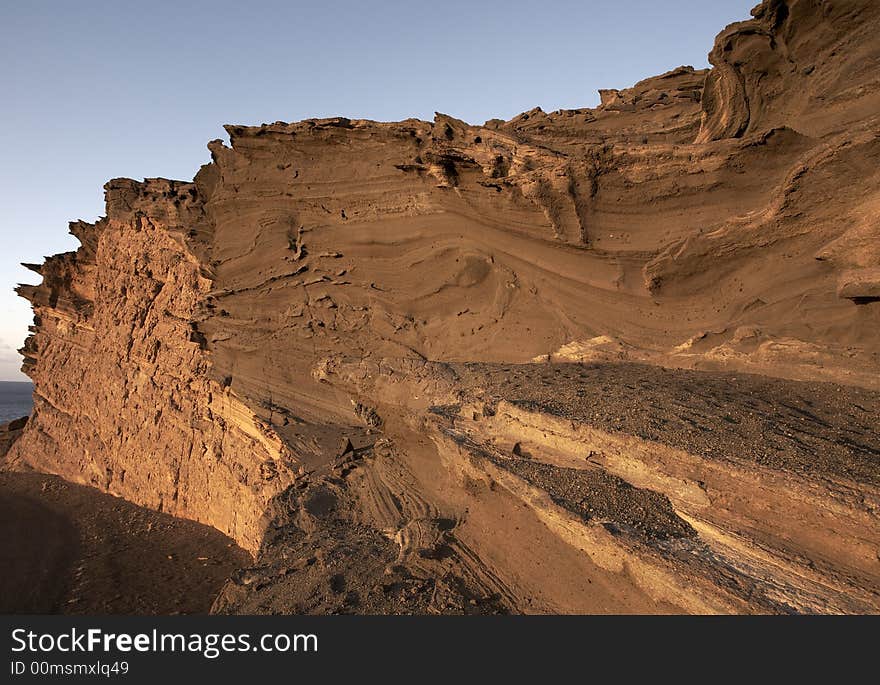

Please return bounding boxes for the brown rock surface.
[0,417,27,458]
[6,0,880,613]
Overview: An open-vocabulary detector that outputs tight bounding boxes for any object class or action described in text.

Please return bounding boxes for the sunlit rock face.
[7,0,880,614]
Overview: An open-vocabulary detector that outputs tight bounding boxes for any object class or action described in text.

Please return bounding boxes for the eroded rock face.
[697,0,880,142]
[9,180,298,552]
[6,0,880,612]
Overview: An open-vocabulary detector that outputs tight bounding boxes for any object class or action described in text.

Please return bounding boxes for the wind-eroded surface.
[4,0,879,613]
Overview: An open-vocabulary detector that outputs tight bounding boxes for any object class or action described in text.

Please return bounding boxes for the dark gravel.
[454,362,880,486]
[496,454,697,541]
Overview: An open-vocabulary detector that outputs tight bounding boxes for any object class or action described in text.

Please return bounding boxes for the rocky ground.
[0,465,250,614]
[453,362,880,485]
[294,358,880,615]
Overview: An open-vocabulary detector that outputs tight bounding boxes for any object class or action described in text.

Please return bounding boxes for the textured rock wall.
[8,180,297,552]
[6,0,880,558]
[697,0,880,142]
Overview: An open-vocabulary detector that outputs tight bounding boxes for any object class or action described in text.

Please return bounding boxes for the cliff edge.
[6,0,880,614]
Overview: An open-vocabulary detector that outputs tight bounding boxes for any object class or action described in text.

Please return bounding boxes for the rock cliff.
[6,0,880,613]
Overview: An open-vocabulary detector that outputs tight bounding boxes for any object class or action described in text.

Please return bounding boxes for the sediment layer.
[6,0,879,613]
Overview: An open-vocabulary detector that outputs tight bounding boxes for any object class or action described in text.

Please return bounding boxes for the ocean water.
[0,381,33,424]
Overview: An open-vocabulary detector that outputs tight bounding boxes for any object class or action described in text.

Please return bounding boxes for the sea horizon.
[0,380,34,424]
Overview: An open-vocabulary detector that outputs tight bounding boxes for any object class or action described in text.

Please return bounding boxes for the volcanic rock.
[6,0,880,614]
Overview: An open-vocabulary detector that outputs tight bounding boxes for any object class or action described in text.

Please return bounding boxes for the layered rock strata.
[6,0,879,612]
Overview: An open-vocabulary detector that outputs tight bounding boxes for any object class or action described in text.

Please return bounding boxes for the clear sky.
[0,0,755,381]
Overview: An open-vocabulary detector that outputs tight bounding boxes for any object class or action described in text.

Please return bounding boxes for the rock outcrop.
[5,0,880,613]
[11,181,297,551]
[697,0,880,142]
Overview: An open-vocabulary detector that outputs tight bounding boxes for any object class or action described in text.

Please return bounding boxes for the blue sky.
[0,0,754,380]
